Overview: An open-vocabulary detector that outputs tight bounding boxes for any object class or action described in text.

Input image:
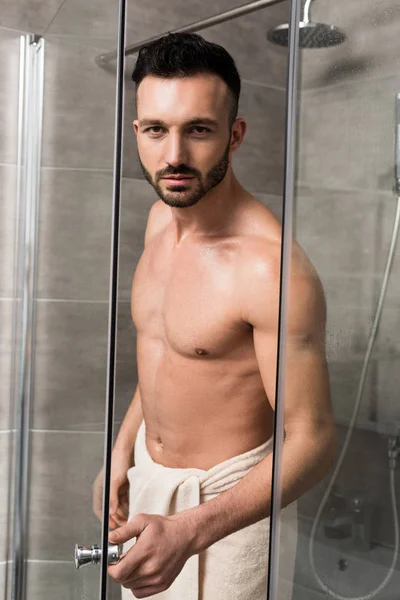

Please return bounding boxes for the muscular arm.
[179,241,337,553]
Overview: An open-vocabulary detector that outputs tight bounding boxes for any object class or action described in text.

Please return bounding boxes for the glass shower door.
[1,0,122,598]
[29,2,120,596]
[273,0,400,598]
[108,1,294,599]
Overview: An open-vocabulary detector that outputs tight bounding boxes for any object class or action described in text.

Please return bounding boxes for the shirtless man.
[93,32,336,599]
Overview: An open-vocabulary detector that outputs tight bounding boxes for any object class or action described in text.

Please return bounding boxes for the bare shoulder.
[144,199,172,246]
[236,198,326,331]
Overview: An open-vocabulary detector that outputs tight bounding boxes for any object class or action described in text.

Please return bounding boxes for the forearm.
[113,384,143,464]
[181,424,336,554]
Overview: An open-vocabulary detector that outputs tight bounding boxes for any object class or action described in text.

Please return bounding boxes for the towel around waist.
[129,420,274,499]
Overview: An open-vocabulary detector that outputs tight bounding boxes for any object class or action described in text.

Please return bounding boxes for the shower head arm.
[303,0,313,24]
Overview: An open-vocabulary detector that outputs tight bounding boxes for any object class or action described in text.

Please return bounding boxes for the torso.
[132,196,281,469]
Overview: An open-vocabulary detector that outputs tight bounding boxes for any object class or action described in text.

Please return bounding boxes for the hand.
[92,452,132,530]
[108,513,196,598]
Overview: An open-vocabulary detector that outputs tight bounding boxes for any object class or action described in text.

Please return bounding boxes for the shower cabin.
[1,0,400,599]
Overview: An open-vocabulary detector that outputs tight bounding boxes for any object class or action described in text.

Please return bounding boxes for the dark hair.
[132,32,241,128]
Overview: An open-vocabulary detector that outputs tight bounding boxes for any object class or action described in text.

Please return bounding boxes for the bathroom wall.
[293,0,400,572]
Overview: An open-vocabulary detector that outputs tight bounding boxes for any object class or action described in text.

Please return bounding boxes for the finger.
[118,505,129,519]
[122,574,158,589]
[109,488,120,518]
[128,584,167,599]
[110,512,128,527]
[109,504,127,526]
[109,514,146,545]
[120,496,130,515]
[119,568,164,590]
[108,551,144,583]
[109,516,120,530]
[116,505,128,519]
[110,506,124,520]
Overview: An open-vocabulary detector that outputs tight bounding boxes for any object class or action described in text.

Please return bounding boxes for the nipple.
[195,348,209,356]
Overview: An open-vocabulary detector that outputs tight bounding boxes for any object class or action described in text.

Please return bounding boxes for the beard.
[138,139,231,208]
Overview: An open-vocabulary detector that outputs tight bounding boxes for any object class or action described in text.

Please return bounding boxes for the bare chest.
[132,241,249,358]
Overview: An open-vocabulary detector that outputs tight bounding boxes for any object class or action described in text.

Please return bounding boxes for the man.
[93,32,336,600]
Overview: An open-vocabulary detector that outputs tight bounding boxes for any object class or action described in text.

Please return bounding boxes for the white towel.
[121,421,297,600]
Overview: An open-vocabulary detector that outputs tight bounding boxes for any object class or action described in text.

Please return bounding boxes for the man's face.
[133,74,235,208]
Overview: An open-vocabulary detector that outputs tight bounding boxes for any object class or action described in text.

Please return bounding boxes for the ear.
[133,120,139,135]
[230,118,247,152]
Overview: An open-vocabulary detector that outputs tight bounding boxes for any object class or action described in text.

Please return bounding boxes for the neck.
[169,170,245,244]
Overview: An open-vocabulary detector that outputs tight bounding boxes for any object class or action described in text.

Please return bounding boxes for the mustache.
[158,167,198,178]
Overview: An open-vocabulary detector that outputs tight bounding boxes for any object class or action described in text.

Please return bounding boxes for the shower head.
[266,0,346,49]
[267,21,346,49]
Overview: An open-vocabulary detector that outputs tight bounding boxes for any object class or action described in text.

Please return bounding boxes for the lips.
[163,176,194,180]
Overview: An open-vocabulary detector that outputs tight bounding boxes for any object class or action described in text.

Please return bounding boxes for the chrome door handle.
[74,543,123,569]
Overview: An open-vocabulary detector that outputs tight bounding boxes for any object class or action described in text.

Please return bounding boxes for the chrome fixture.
[322,487,373,551]
[74,543,123,569]
[11,34,45,600]
[267,0,346,48]
[395,93,400,193]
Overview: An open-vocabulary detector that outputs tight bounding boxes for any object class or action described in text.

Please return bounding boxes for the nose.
[163,132,189,167]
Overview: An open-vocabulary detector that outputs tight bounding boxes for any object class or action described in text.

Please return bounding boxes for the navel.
[195,348,209,356]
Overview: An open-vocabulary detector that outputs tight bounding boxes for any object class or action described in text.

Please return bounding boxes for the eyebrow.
[138,117,219,129]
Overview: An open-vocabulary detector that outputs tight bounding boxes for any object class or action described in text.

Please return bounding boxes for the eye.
[190,126,211,134]
[144,126,164,134]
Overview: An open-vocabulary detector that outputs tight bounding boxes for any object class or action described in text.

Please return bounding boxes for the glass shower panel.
[0,26,24,600]
[12,1,122,599]
[111,1,291,599]
[281,0,400,598]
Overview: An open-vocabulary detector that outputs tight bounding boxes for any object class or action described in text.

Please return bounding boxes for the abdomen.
[136,336,274,469]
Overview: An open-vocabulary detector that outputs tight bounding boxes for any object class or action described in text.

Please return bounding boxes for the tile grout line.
[0,164,396,198]
[295,179,396,197]
[0,25,27,35]
[32,429,106,434]
[28,559,73,564]
[0,298,133,304]
[0,559,74,565]
[0,298,111,303]
[41,166,114,173]
[0,428,105,435]
[36,298,110,303]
